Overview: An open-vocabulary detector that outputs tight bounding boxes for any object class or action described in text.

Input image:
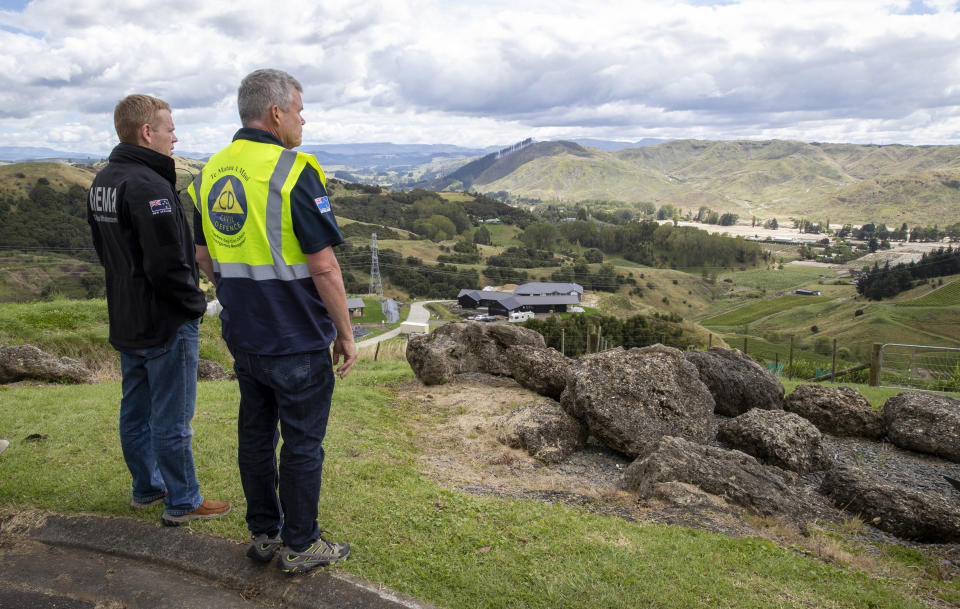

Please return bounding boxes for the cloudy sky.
[1,0,959,154]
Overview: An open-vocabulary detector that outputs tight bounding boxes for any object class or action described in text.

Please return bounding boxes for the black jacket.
[88,143,205,349]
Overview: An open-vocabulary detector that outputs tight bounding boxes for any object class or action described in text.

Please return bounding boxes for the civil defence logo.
[208,175,247,236]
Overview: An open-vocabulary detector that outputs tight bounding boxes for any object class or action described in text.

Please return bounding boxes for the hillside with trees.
[412,139,960,227]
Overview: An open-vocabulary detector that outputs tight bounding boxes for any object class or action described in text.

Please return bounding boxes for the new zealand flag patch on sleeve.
[149,199,172,215]
[314,196,331,213]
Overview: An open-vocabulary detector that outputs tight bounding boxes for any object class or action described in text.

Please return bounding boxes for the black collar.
[108,142,177,186]
[233,128,285,147]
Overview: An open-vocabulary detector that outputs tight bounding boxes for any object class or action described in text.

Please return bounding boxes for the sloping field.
[701,295,829,327]
[898,277,960,306]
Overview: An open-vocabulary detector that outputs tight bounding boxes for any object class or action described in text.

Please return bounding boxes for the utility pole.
[369,233,383,297]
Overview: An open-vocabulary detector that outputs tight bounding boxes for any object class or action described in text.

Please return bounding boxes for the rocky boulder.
[619,435,813,518]
[0,345,94,385]
[506,346,569,400]
[560,345,714,458]
[820,465,960,542]
[883,392,960,463]
[684,347,784,415]
[784,384,884,439]
[493,401,586,464]
[717,408,831,474]
[197,359,232,381]
[406,321,546,385]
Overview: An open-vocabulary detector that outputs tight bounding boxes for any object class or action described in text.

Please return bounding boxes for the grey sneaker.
[247,532,282,562]
[130,492,166,509]
[278,531,350,574]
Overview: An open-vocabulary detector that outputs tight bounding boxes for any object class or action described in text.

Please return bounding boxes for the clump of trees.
[334,189,534,241]
[341,245,478,298]
[855,247,960,300]
[522,312,686,358]
[521,219,764,269]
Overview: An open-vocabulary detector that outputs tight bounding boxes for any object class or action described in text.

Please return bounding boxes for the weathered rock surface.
[883,392,960,463]
[506,346,569,400]
[717,408,831,474]
[820,465,960,542]
[684,347,784,415]
[406,321,546,385]
[650,481,733,514]
[197,359,232,381]
[619,435,816,518]
[560,345,714,458]
[784,384,884,439]
[493,401,586,463]
[0,345,94,385]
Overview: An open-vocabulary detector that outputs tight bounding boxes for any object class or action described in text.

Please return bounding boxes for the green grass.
[717,266,835,293]
[0,298,233,379]
[0,362,946,609]
[898,277,960,306]
[701,295,830,327]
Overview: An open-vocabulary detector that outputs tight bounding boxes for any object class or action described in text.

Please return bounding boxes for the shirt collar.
[232,127,285,147]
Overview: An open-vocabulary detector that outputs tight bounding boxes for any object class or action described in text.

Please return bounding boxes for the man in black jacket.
[88,94,231,525]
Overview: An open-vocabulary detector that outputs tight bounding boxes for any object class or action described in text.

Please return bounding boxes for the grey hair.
[238,69,303,126]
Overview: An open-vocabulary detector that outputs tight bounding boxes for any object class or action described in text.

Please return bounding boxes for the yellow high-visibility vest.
[188,138,328,281]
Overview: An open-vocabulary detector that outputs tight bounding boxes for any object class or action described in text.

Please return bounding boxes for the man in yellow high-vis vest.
[189,69,356,575]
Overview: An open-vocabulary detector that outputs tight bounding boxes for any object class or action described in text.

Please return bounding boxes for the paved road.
[356,300,451,348]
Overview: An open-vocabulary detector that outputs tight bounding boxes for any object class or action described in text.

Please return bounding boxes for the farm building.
[346,297,366,317]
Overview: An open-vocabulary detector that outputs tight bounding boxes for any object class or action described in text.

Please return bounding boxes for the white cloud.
[0,0,959,153]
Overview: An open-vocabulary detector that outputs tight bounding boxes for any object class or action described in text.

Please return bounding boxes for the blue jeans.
[118,319,202,515]
[231,349,334,551]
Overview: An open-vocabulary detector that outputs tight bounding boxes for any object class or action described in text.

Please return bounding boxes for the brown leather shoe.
[161,498,231,526]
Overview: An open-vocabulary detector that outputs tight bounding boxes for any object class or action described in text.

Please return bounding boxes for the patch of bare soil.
[396,373,960,593]
[400,374,788,539]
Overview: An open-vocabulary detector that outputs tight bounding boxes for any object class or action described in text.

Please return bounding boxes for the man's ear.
[270,104,282,126]
[137,122,152,147]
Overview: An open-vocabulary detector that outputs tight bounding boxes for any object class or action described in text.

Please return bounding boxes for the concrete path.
[356,300,451,348]
[0,514,436,609]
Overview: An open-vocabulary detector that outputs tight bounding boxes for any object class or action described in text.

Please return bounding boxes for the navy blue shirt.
[193,129,345,355]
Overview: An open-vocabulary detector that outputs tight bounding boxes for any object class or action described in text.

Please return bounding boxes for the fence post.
[561,328,565,357]
[597,325,602,353]
[788,335,794,379]
[374,342,380,362]
[831,338,837,378]
[870,343,882,386]
[708,334,713,349]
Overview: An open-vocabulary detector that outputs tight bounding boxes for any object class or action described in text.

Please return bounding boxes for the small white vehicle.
[508,311,534,322]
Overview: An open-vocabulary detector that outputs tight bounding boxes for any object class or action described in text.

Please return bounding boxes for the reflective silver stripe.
[266,149,299,280]
[191,173,203,209]
[212,260,311,281]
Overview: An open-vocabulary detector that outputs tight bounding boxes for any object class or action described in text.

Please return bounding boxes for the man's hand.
[332,335,357,379]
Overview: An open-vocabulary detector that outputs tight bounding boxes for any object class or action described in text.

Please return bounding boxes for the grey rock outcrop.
[0,345,94,385]
[197,359,232,381]
[406,321,545,385]
[619,435,814,518]
[506,346,569,400]
[684,347,784,415]
[820,465,960,542]
[883,392,960,463]
[560,345,714,458]
[717,408,831,474]
[784,384,884,439]
[493,401,586,464]
[650,481,733,514]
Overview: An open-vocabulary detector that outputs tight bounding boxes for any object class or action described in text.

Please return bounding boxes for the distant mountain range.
[410,139,960,226]
[4,137,955,226]
[0,139,662,165]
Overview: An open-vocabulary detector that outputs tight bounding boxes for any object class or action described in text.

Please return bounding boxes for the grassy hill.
[441,139,960,226]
